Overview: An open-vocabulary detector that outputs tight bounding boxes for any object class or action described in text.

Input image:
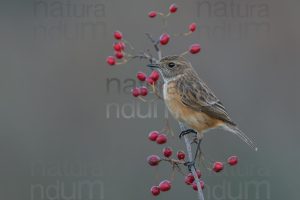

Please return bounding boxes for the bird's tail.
[223,123,258,151]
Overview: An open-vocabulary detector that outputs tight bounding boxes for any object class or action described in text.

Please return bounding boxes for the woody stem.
[145,33,162,60]
[179,122,205,200]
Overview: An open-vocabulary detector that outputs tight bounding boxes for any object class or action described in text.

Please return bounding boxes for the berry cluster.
[106,3,202,67]
[132,86,148,97]
[131,71,161,100]
[150,180,172,196]
[106,31,126,66]
[106,38,127,66]
[147,131,188,196]
[211,156,238,173]
[148,131,167,144]
[184,171,205,191]
[146,129,239,196]
[148,3,178,19]
[137,71,160,85]
[148,130,203,195]
[147,4,201,55]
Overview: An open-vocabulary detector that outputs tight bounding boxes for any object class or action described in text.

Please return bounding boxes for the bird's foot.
[179,129,197,139]
[184,161,195,172]
[191,136,199,145]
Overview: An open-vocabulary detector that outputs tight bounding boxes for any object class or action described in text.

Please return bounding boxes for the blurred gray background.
[0,0,299,199]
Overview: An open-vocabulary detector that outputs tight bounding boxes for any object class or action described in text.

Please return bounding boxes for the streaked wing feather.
[177,73,236,125]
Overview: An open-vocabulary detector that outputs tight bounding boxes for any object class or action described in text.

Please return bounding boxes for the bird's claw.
[184,161,195,172]
[191,137,199,145]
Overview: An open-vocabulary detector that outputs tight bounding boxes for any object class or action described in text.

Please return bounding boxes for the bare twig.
[161,157,185,165]
[145,33,162,60]
[128,52,158,63]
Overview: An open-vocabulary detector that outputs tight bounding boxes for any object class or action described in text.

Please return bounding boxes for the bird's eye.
[168,62,175,68]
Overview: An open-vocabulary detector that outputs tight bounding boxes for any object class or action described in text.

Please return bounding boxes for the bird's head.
[147,55,192,80]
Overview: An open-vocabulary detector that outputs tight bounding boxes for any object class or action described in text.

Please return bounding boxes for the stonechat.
[148,55,257,151]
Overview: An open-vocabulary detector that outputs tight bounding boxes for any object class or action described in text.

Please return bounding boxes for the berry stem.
[164,118,175,137]
[180,51,189,56]
[184,32,192,36]
[165,12,171,18]
[138,96,147,102]
[122,39,135,51]
[158,118,175,137]
[115,58,129,65]
[172,31,192,37]
[161,157,185,165]
[162,17,168,31]
[157,12,165,17]
[150,83,163,99]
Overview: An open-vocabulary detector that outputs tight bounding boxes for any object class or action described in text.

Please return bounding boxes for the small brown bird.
[148,55,257,151]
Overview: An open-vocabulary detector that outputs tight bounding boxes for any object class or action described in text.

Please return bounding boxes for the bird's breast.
[163,81,223,133]
[163,81,188,121]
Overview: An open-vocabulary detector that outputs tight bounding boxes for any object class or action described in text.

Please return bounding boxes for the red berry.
[136,72,146,81]
[146,77,155,85]
[148,131,159,141]
[227,156,238,166]
[159,180,171,192]
[184,173,195,185]
[147,155,161,166]
[131,87,140,97]
[163,147,173,158]
[113,42,122,52]
[192,182,197,191]
[114,31,123,40]
[177,151,185,160]
[149,70,160,81]
[196,169,201,178]
[189,44,201,54]
[200,180,205,189]
[189,23,197,32]
[119,42,126,50]
[115,51,124,59]
[148,11,157,18]
[106,56,116,65]
[114,42,125,51]
[150,186,160,196]
[159,33,170,45]
[192,181,204,191]
[156,134,167,144]
[169,4,178,13]
[140,86,148,96]
[213,162,224,172]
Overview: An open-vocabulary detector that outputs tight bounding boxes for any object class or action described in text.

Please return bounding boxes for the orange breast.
[163,81,223,134]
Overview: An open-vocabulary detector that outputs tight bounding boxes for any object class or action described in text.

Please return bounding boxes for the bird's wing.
[177,74,236,126]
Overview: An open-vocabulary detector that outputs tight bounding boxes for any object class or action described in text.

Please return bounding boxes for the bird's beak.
[147,63,160,68]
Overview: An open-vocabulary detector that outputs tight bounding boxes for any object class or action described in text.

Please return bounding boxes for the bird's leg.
[194,139,202,161]
[179,129,197,139]
[184,139,202,171]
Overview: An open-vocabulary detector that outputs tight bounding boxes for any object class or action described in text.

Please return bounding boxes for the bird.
[147,55,257,152]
